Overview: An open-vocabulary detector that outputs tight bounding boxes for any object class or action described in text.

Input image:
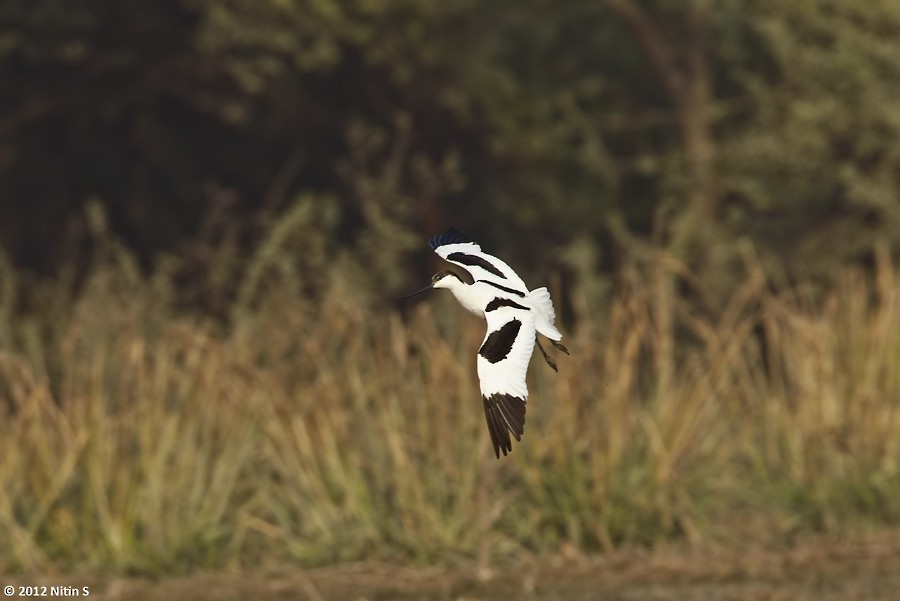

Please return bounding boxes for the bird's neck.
[448,282,487,317]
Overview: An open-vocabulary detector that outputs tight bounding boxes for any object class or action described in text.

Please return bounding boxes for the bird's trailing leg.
[535,338,558,372]
[550,339,569,354]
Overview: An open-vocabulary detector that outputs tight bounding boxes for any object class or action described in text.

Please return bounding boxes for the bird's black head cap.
[431,270,462,284]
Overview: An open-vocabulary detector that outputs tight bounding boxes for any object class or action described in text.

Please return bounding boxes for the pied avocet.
[403,227,568,458]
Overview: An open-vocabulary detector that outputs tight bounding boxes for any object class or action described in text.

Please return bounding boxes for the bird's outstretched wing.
[476,305,536,457]
[429,228,528,294]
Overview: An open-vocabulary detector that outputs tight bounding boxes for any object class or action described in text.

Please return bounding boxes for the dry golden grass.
[1,241,899,574]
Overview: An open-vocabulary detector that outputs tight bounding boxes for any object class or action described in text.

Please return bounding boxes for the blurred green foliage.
[1,0,899,303]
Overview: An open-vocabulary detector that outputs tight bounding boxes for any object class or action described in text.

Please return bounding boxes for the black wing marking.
[429,228,530,294]
[446,251,506,279]
[479,318,522,363]
[485,297,530,312]
[483,393,526,458]
[479,280,526,298]
[429,227,471,250]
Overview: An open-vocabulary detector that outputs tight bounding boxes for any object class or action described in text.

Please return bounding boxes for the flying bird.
[403,227,568,458]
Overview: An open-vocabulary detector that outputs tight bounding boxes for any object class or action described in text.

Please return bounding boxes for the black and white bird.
[403,227,568,458]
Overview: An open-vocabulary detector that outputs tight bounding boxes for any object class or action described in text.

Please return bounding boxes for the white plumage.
[404,227,568,457]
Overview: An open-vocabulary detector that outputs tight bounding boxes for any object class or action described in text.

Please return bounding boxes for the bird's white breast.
[448,281,499,317]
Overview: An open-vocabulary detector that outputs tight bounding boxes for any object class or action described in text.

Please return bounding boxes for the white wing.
[476,305,536,457]
[429,228,529,294]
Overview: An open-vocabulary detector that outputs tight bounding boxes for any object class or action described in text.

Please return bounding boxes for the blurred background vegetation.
[2,0,900,576]
[3,0,900,295]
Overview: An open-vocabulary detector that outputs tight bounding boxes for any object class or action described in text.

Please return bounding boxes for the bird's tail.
[527,287,562,341]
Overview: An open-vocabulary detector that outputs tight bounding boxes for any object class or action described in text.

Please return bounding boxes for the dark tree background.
[2,0,899,306]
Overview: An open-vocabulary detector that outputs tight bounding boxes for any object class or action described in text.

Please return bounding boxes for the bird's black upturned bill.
[401,271,463,299]
[399,284,432,298]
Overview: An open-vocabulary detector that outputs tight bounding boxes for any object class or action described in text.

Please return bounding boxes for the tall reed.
[1,243,899,573]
